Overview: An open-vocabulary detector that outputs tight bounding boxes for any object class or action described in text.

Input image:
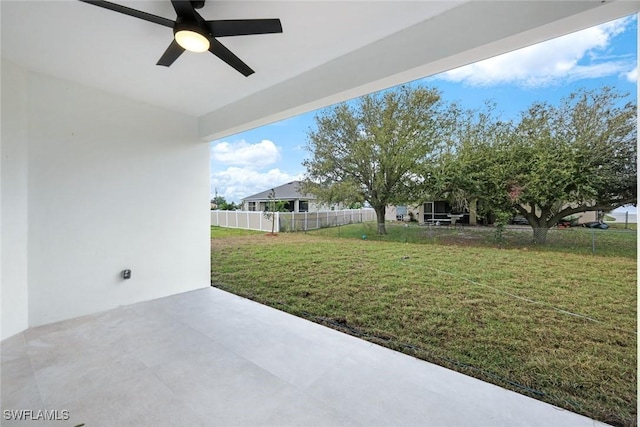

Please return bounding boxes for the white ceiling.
[1,1,458,116]
[2,1,639,140]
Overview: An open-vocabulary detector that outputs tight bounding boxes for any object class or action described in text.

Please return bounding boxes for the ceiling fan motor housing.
[77,0,282,76]
[174,17,210,38]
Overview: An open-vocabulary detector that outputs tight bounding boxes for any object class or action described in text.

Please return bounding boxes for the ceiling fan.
[78,0,283,76]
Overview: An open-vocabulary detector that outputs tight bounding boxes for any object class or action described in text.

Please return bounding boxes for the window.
[248,202,256,211]
[299,200,309,212]
[284,201,294,212]
[396,205,407,221]
[434,201,448,213]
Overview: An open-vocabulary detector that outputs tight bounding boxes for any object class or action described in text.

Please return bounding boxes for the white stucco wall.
[1,61,30,339]
[1,61,210,337]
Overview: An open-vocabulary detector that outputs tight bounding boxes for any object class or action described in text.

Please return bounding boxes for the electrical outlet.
[122,269,131,280]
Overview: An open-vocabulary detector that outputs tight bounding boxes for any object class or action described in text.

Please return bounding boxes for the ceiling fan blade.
[206,19,283,37]
[157,40,186,67]
[208,38,254,77]
[170,0,199,20]
[78,0,175,28]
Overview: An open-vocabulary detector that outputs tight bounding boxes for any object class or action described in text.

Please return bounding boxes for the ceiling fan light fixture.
[79,0,282,74]
[175,29,210,52]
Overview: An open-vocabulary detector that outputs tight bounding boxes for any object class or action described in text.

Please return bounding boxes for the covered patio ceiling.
[3,1,639,140]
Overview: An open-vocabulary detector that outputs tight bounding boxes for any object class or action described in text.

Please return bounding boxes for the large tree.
[433,87,637,243]
[303,86,451,234]
[508,88,636,242]
[424,103,513,221]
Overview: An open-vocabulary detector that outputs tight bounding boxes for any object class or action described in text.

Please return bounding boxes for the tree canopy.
[303,86,452,234]
[424,102,512,219]
[303,85,636,242]
[211,196,239,211]
[428,87,637,243]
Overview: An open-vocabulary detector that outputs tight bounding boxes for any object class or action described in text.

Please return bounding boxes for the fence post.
[591,228,596,255]
[625,211,629,229]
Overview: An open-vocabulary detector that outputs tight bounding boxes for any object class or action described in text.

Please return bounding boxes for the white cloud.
[211,139,280,168]
[625,66,638,83]
[211,167,304,202]
[435,17,635,87]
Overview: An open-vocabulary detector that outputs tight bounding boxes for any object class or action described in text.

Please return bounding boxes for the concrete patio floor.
[2,287,608,426]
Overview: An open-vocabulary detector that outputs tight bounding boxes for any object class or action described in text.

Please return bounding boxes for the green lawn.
[210,225,263,238]
[310,222,637,258]
[211,229,637,426]
[608,222,638,231]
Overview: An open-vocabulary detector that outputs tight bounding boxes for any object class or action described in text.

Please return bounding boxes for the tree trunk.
[532,226,549,244]
[527,216,549,244]
[524,209,552,245]
[374,205,387,234]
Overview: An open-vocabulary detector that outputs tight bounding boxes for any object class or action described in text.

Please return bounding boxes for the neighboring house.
[241,181,328,212]
[388,199,601,226]
[248,182,602,224]
[385,205,421,222]
[386,200,477,225]
[419,200,476,225]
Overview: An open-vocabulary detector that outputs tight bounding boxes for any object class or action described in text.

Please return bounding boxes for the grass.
[309,222,637,258]
[211,229,637,426]
[211,226,263,238]
[608,222,638,231]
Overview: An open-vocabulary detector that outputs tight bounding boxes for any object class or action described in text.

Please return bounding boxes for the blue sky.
[211,14,637,207]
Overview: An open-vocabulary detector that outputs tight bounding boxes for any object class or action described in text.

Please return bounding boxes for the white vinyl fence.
[211,208,376,232]
[607,211,637,226]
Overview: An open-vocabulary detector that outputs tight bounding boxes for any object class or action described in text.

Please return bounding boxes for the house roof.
[242,181,314,202]
[3,1,636,141]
